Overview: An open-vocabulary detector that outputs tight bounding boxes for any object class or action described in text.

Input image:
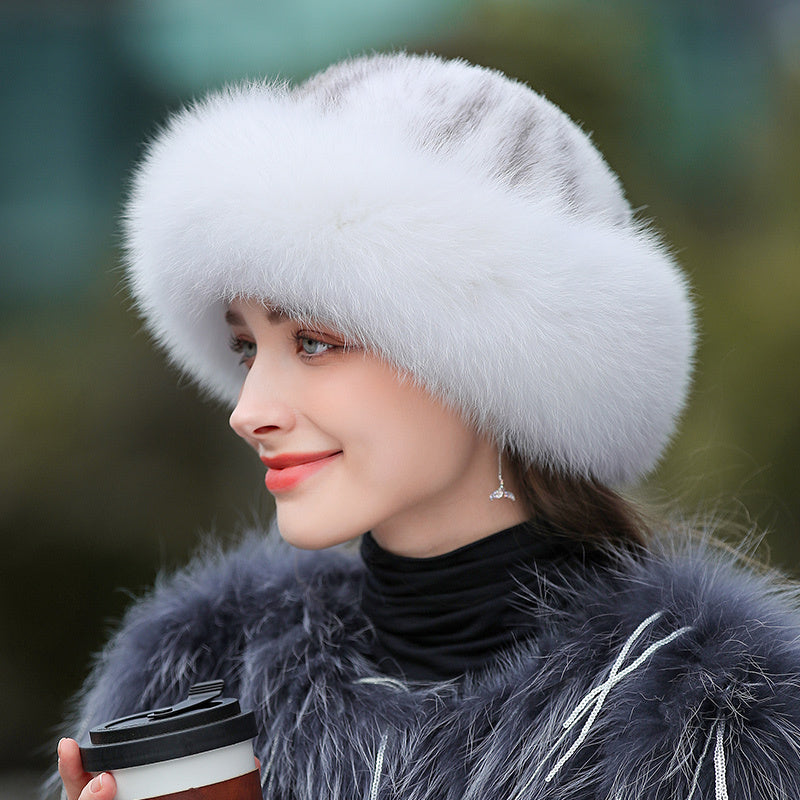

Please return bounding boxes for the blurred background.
[2,0,799,795]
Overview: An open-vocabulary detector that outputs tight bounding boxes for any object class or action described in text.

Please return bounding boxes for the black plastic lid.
[79,681,257,771]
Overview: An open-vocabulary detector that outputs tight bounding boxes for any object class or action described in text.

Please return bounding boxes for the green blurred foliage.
[2,0,798,780]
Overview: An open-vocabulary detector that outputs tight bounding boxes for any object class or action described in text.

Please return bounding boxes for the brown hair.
[508,454,649,552]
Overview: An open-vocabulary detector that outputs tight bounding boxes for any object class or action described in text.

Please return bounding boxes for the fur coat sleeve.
[51,531,800,799]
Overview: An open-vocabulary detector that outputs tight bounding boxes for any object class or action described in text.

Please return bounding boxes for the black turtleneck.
[359,519,601,682]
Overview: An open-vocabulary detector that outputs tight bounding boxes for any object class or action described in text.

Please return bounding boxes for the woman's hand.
[58,738,116,800]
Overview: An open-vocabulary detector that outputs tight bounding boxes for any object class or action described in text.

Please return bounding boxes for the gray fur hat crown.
[123,52,695,485]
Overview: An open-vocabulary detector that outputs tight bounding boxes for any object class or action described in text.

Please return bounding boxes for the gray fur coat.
[57,531,800,799]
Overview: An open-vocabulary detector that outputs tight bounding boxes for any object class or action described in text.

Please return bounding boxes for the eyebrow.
[224,306,286,326]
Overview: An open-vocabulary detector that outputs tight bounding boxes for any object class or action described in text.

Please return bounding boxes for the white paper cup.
[79,681,261,800]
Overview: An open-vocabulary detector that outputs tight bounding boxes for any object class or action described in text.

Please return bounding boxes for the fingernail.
[57,738,65,758]
[90,774,104,793]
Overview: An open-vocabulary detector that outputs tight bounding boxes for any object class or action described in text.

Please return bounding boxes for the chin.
[275,508,363,551]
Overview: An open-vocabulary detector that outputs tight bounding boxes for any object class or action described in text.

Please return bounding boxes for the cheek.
[359,382,477,484]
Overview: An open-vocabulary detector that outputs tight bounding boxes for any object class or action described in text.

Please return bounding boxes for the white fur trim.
[123,53,695,484]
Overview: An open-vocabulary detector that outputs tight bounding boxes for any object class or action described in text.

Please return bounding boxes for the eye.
[229,335,257,364]
[299,336,333,356]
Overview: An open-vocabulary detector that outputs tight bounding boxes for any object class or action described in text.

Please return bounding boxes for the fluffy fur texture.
[123,53,694,484]
[54,530,800,799]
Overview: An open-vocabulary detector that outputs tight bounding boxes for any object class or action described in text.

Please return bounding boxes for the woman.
[56,53,800,799]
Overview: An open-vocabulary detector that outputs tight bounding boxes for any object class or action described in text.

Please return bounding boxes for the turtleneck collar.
[359,519,598,682]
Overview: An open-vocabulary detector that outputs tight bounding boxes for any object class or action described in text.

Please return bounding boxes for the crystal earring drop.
[489,450,516,501]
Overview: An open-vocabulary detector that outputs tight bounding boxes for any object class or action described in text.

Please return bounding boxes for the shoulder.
[567,534,800,797]
[69,528,363,736]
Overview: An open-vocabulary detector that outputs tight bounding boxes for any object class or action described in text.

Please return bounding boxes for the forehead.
[223,299,352,343]
[224,296,295,327]
[224,305,285,327]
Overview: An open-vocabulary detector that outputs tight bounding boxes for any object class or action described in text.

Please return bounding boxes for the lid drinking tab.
[147,680,225,719]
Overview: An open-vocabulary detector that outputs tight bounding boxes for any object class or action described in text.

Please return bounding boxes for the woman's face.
[227,298,525,556]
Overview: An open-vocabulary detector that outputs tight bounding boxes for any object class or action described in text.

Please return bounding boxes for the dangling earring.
[489,450,516,501]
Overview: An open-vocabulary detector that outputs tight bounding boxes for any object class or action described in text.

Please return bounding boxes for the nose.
[229,364,296,446]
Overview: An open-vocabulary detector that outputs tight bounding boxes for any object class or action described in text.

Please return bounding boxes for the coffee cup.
[79,680,260,800]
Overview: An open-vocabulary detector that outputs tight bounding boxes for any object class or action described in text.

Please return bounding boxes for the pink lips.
[261,451,341,493]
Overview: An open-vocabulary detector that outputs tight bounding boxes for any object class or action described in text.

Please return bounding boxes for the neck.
[371,478,528,558]
[371,435,528,557]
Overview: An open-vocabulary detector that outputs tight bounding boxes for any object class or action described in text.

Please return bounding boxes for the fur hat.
[123,52,694,485]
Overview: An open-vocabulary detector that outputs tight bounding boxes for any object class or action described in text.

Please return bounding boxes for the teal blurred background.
[2,0,799,793]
